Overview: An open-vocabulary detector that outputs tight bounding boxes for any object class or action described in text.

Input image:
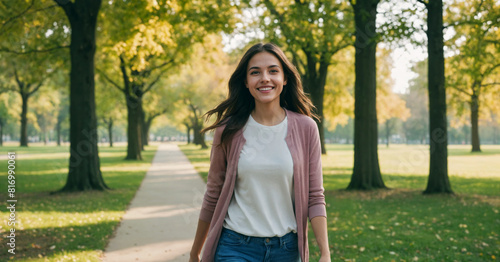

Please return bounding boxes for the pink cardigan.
[199,109,327,262]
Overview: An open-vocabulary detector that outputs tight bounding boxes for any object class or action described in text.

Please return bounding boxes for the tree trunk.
[348,0,386,190]
[470,94,481,152]
[423,0,452,194]
[302,58,329,154]
[43,128,48,145]
[143,116,153,148]
[107,118,113,147]
[120,56,143,159]
[0,120,3,146]
[193,123,201,145]
[56,121,61,146]
[185,123,191,144]
[20,94,29,147]
[125,94,143,160]
[196,119,208,149]
[385,120,390,148]
[57,0,109,192]
[140,107,147,148]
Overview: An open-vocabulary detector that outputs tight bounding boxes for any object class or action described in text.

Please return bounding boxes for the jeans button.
[265,238,270,243]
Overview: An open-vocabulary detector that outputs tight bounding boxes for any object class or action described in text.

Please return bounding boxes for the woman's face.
[245,51,287,107]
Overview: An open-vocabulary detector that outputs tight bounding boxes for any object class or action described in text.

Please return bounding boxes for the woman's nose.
[261,72,270,82]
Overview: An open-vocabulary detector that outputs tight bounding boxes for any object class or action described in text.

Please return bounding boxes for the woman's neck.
[251,103,286,126]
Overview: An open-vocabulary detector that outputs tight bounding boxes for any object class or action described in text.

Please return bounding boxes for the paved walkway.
[103,143,206,262]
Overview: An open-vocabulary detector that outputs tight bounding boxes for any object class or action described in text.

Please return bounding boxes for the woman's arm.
[189,219,210,262]
[190,126,227,261]
[311,216,331,261]
[307,118,330,261]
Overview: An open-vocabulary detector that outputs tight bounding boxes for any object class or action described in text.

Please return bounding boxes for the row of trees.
[1,0,499,194]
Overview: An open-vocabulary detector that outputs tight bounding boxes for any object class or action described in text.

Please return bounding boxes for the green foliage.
[0,145,157,261]
[446,0,500,124]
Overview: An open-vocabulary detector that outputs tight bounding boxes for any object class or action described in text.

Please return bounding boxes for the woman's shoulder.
[286,110,317,129]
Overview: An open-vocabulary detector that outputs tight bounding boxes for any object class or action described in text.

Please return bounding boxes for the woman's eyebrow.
[248,65,281,71]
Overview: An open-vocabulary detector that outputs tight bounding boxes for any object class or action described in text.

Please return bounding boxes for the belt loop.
[280,234,285,248]
[245,235,251,244]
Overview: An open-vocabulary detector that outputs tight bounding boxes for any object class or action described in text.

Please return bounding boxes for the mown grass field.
[0,143,157,262]
[179,143,500,262]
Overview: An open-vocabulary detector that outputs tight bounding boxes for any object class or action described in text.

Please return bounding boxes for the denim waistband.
[221,227,297,245]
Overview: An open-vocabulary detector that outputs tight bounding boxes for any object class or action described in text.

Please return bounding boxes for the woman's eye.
[270,70,279,73]
[250,71,259,75]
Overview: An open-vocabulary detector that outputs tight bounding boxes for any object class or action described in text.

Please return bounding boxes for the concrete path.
[103,143,206,262]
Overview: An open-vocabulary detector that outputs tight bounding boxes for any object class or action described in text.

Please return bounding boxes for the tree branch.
[450,85,472,96]
[13,68,23,92]
[143,70,167,95]
[53,0,76,21]
[0,0,35,35]
[483,63,500,78]
[29,80,45,96]
[0,45,70,54]
[481,82,500,87]
[96,68,125,92]
[119,55,131,94]
[416,0,428,8]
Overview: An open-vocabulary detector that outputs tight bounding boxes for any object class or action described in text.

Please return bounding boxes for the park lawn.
[179,143,500,261]
[0,144,157,262]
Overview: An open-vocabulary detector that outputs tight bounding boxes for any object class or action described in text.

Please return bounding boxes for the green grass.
[0,144,158,262]
[179,143,500,262]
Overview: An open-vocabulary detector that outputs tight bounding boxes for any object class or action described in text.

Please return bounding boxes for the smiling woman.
[189,43,331,262]
[245,51,287,124]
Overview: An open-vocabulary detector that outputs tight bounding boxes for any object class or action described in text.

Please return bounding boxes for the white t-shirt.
[223,114,297,237]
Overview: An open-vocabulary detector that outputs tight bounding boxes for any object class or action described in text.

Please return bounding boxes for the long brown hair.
[202,42,317,146]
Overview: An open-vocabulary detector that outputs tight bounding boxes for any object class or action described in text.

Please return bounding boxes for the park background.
[0,0,499,261]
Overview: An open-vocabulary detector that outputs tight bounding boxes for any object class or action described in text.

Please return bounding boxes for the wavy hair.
[202,42,317,147]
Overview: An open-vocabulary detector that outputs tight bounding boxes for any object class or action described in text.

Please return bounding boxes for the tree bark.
[0,119,3,146]
[107,118,113,147]
[20,93,29,147]
[56,0,109,192]
[185,123,191,144]
[347,0,386,190]
[302,55,329,154]
[119,56,143,160]
[141,110,148,148]
[423,0,452,194]
[125,94,143,160]
[56,121,61,146]
[470,93,481,152]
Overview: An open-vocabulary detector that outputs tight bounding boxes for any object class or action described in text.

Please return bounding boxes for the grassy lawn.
[179,143,500,262]
[0,143,157,262]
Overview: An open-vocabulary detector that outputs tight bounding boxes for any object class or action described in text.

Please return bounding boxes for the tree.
[55,0,109,192]
[97,0,238,159]
[141,85,173,146]
[446,0,500,152]
[376,48,410,147]
[12,68,44,146]
[403,60,429,144]
[32,89,60,144]
[167,38,229,148]
[254,0,355,154]
[0,93,17,146]
[55,92,69,146]
[347,0,386,190]
[417,0,453,194]
[95,74,124,148]
[0,0,65,147]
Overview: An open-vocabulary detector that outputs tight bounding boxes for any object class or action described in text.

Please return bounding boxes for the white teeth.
[259,87,272,91]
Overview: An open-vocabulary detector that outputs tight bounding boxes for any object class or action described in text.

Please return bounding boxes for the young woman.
[189,43,330,262]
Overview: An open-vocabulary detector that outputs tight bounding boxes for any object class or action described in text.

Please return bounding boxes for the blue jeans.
[214,227,300,262]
